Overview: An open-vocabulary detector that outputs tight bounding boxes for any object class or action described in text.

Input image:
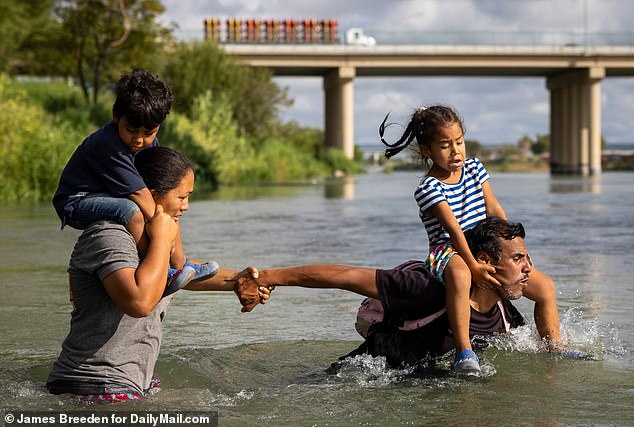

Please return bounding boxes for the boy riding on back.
[53,68,217,293]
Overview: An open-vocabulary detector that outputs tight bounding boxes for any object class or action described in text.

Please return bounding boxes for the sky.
[158,0,634,146]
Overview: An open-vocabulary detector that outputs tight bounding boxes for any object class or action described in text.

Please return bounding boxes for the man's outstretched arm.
[236,265,379,312]
[260,265,379,297]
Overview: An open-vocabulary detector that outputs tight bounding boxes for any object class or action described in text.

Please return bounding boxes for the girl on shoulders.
[379,105,560,373]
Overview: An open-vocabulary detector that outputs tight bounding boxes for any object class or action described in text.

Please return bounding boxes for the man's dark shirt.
[340,260,525,367]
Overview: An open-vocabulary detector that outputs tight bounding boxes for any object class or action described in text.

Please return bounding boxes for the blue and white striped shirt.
[414,157,490,247]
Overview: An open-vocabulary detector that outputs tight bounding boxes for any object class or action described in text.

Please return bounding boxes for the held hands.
[471,262,501,289]
[232,268,274,313]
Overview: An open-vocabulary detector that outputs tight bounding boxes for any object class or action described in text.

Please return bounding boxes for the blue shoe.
[163,265,196,297]
[185,260,220,283]
[453,350,481,374]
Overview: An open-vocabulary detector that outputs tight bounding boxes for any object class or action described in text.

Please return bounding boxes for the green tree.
[465,139,490,158]
[532,134,550,155]
[273,120,324,156]
[162,42,292,139]
[54,0,171,104]
[0,0,59,74]
[0,76,87,201]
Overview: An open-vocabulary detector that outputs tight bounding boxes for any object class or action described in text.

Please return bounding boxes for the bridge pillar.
[546,67,604,175]
[324,66,356,159]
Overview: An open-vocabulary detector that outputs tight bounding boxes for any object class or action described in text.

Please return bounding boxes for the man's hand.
[232,267,273,312]
[471,262,501,289]
[145,204,178,245]
[545,339,566,353]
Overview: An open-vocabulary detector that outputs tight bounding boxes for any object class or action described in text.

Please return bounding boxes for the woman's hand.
[145,204,178,245]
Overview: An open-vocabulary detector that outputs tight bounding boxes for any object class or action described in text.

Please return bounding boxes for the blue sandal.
[185,260,220,282]
[163,265,196,297]
[453,350,481,374]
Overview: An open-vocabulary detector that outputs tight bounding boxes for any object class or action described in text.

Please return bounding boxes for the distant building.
[517,136,533,161]
[602,144,634,169]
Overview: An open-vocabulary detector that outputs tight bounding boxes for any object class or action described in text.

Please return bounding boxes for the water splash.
[2,380,47,399]
[483,324,543,353]
[330,352,498,387]
[333,354,415,386]
[482,307,628,360]
[204,389,254,407]
[559,307,627,358]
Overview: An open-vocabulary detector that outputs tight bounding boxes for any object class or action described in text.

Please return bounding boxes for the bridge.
[221,32,634,175]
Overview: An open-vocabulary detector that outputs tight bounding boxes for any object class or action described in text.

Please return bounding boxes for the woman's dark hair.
[465,216,526,263]
[379,105,464,161]
[134,147,194,195]
[112,68,173,129]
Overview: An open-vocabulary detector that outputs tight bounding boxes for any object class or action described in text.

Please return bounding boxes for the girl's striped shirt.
[414,157,490,247]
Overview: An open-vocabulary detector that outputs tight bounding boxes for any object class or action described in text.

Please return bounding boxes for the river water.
[0,171,632,426]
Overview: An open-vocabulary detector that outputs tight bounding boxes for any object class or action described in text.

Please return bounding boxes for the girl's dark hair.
[112,68,173,129]
[134,147,194,195]
[379,105,464,160]
[465,216,526,263]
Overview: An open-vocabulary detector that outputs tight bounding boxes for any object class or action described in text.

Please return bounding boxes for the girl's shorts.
[423,243,457,286]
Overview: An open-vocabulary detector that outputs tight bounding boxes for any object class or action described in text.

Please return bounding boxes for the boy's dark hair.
[134,147,194,195]
[112,68,173,129]
[379,105,464,160]
[465,216,526,263]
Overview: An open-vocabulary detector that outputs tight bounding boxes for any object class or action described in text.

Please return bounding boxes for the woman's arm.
[182,267,258,292]
[102,205,178,317]
[183,266,267,313]
[170,224,186,269]
[129,188,186,269]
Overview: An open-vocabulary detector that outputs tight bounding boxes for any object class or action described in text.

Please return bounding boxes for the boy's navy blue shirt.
[52,121,159,226]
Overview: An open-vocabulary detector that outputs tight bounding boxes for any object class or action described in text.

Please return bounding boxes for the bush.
[10,77,113,130]
[273,121,323,156]
[0,76,85,201]
[16,79,85,112]
[1,69,366,200]
[245,138,328,183]
[160,91,333,187]
[162,42,290,139]
[159,91,254,189]
[318,146,365,175]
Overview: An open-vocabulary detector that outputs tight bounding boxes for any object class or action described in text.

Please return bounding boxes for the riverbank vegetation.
[0,1,362,201]
[385,134,633,173]
[3,2,630,201]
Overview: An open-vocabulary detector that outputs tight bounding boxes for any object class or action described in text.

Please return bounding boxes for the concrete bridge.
[222,39,634,175]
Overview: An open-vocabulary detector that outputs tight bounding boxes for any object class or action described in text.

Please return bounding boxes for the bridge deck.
[222,44,634,77]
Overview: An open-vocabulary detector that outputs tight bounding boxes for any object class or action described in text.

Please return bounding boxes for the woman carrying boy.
[52,68,216,291]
